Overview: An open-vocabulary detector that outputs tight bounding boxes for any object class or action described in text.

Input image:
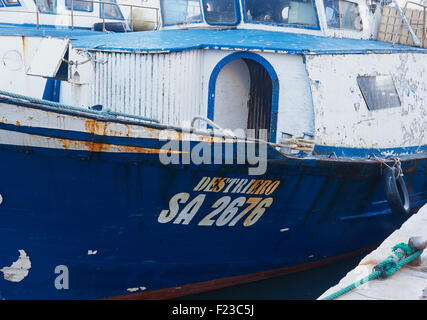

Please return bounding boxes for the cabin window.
[357,75,401,111]
[3,0,21,6]
[100,0,122,19]
[66,0,93,12]
[324,0,362,31]
[160,0,202,25]
[36,0,56,13]
[244,0,318,28]
[203,0,239,25]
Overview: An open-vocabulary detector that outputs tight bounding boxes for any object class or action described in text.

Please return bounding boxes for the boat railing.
[5,0,160,31]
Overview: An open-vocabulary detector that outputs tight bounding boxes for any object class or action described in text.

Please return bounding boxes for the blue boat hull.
[0,100,425,300]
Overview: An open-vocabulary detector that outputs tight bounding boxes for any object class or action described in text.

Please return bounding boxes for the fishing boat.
[0,0,426,300]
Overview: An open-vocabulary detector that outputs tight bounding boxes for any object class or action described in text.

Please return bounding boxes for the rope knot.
[374,242,420,279]
[374,257,398,279]
[392,243,416,257]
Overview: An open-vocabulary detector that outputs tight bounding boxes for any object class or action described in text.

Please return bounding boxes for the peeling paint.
[0,250,31,282]
[127,286,147,293]
[306,52,427,150]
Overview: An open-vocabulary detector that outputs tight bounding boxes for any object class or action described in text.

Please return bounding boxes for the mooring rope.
[0,89,159,123]
[321,241,424,300]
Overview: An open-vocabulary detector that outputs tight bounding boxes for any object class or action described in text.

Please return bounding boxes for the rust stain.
[21,36,26,53]
[359,259,382,266]
[56,137,184,154]
[56,115,66,129]
[84,119,108,136]
[404,160,421,174]
[15,121,21,126]
[27,116,33,121]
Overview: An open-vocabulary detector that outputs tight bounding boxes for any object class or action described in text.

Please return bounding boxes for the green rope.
[0,89,159,123]
[321,242,423,300]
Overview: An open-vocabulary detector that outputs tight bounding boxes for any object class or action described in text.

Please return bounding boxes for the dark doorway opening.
[244,59,273,142]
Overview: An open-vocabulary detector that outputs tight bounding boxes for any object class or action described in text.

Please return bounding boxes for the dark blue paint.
[207,51,279,143]
[314,144,427,158]
[3,0,21,7]
[70,29,427,54]
[42,79,61,103]
[0,104,425,299]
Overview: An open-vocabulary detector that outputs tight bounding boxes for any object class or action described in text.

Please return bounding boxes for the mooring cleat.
[408,237,427,251]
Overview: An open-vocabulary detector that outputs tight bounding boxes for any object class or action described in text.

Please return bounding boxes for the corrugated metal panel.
[92,50,205,126]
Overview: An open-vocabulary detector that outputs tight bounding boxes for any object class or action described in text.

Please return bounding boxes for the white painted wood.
[0,101,246,150]
[213,58,250,135]
[0,36,48,99]
[305,52,427,150]
[260,52,315,140]
[319,205,427,300]
[26,38,69,78]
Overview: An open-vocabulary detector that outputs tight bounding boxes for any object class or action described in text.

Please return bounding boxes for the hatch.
[26,38,69,79]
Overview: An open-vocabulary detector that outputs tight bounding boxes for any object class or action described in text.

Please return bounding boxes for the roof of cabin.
[1,27,425,55]
[69,29,427,55]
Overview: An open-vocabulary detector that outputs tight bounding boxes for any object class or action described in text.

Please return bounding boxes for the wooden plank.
[318,205,427,300]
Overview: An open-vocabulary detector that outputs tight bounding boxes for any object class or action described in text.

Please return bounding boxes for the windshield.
[203,0,238,25]
[100,0,123,19]
[324,0,362,30]
[243,0,318,27]
[161,0,203,25]
[66,0,93,12]
[37,0,56,13]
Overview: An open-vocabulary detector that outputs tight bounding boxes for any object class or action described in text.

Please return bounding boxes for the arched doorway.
[208,52,279,143]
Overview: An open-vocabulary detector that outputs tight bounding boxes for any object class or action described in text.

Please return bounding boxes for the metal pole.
[130,5,133,31]
[423,7,426,48]
[391,0,421,46]
[71,0,74,30]
[156,8,159,30]
[102,2,105,32]
[36,0,39,29]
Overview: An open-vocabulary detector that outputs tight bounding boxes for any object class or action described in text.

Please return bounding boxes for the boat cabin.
[160,0,372,40]
[0,0,426,157]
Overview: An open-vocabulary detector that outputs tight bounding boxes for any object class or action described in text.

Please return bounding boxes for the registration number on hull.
[158,177,280,227]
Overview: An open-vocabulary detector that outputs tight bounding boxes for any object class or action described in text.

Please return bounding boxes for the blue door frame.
[207,51,279,143]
